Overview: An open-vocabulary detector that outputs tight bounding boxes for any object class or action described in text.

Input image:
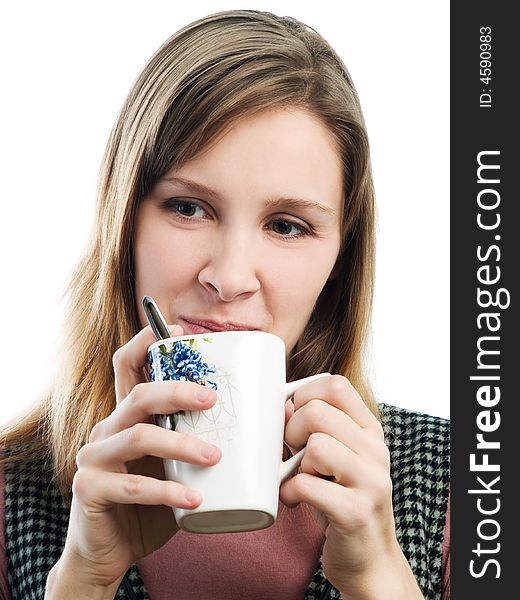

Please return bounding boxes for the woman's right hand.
[46,325,221,598]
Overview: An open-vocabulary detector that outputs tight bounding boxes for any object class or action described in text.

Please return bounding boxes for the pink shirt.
[0,466,450,599]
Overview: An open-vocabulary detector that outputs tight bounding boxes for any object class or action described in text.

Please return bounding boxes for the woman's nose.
[198,233,261,302]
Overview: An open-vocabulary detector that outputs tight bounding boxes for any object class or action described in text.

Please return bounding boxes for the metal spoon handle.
[142,296,171,340]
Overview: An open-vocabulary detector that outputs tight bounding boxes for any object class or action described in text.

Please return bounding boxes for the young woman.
[1,10,449,600]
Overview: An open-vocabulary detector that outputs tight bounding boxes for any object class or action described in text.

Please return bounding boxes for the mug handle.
[279,372,331,483]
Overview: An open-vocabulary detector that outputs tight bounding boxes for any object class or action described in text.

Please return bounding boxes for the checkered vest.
[4,404,449,599]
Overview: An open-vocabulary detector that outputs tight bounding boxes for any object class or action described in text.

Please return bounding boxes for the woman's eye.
[165,199,208,219]
[269,218,311,238]
[176,201,205,217]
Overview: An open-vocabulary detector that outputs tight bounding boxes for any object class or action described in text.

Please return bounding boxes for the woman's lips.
[179,317,259,334]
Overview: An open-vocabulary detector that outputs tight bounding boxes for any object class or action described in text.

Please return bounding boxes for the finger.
[280,473,373,535]
[112,323,184,402]
[90,380,216,441]
[299,432,363,487]
[292,374,383,436]
[280,472,364,530]
[78,423,221,470]
[280,472,392,533]
[284,399,367,453]
[284,398,295,426]
[284,399,389,465]
[73,467,202,510]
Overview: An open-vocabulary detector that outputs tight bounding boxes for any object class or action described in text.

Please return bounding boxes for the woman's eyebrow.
[161,175,337,217]
[264,197,337,217]
[160,176,221,201]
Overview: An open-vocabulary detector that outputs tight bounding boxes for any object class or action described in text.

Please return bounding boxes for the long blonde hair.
[1,10,376,499]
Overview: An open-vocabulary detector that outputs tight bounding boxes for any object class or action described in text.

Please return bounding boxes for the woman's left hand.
[279,375,424,599]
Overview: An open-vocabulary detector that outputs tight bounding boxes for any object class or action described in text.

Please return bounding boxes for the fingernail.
[196,387,214,402]
[168,324,182,336]
[185,489,201,505]
[201,444,218,460]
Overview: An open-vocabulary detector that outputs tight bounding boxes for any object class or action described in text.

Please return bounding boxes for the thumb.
[284,398,295,426]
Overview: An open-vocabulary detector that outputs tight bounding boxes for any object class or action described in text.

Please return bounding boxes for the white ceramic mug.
[147,330,329,534]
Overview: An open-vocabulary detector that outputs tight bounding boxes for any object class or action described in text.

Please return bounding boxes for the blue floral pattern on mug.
[148,338,217,389]
[148,338,218,431]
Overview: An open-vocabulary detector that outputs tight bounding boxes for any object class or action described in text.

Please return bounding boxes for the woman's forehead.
[160,108,344,208]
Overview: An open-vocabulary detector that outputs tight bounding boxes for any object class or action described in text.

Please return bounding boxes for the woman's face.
[134,108,343,356]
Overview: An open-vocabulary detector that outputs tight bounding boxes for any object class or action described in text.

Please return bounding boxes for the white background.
[0,0,449,425]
